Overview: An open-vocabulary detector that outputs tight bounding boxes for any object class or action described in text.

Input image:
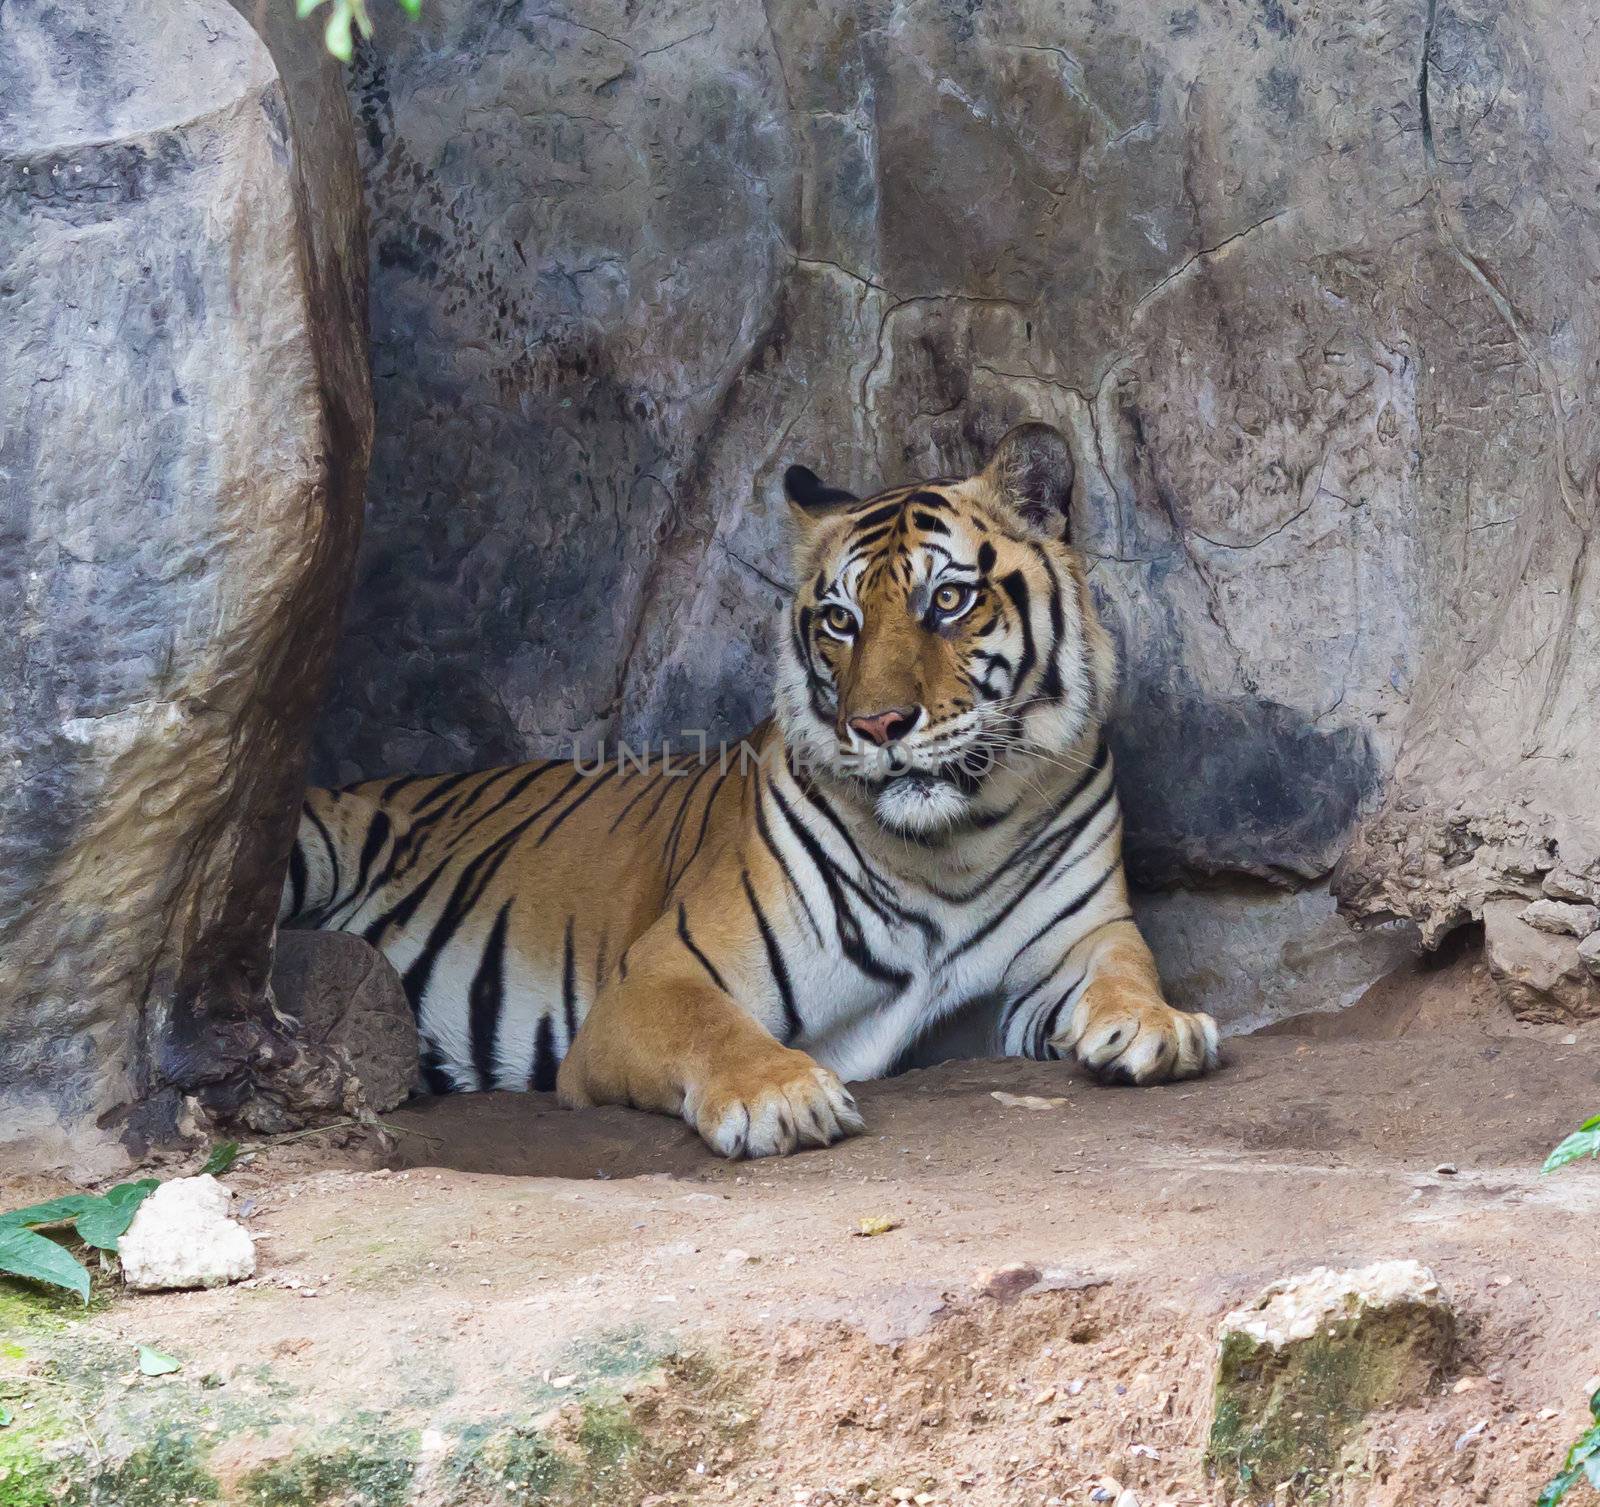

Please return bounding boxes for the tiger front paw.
[1052,984,1220,1085]
[683,1048,866,1159]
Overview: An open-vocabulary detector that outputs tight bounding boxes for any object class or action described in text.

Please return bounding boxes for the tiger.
[278,422,1220,1157]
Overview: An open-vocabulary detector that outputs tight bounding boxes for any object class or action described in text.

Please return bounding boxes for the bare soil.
[4,961,1599,1507]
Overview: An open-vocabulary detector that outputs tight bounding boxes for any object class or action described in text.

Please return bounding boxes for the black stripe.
[398,774,587,1011]
[768,779,912,991]
[412,770,478,815]
[742,869,803,1043]
[287,839,308,917]
[677,902,730,994]
[608,764,667,832]
[797,780,940,944]
[1033,974,1085,1060]
[451,766,522,822]
[562,915,579,1044]
[672,768,732,888]
[380,774,426,802]
[327,809,392,926]
[978,541,996,573]
[1032,545,1067,703]
[998,571,1037,691]
[753,773,824,944]
[946,778,1116,952]
[361,763,563,948]
[468,899,512,1090]
[420,1038,456,1096]
[303,805,342,913]
[636,758,689,831]
[904,490,951,510]
[529,1014,558,1092]
[1010,867,1116,965]
[536,763,621,847]
[853,500,904,531]
[912,510,951,534]
[661,760,716,880]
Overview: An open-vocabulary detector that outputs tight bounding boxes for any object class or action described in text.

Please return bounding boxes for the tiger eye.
[934,584,970,614]
[823,605,856,635]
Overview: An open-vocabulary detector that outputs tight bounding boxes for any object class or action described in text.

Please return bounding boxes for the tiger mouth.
[878,755,990,798]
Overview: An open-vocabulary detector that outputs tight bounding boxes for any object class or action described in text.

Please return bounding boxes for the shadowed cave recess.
[2,0,1598,1174]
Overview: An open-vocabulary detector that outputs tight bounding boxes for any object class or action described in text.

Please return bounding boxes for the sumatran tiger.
[278,423,1219,1157]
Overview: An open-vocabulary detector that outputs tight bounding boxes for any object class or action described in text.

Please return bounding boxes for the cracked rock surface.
[320,0,1598,1021]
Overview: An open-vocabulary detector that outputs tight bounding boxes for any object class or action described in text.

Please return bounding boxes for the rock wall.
[314,0,1597,1026]
[0,0,372,1172]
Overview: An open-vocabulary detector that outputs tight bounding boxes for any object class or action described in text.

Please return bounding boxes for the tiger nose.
[848,706,922,746]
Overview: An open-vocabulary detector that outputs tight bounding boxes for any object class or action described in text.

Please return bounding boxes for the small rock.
[1454,1420,1489,1450]
[1580,933,1600,981]
[1434,1163,1458,1176]
[1483,900,1600,1021]
[1208,1260,1455,1494]
[1544,870,1600,905]
[723,1248,756,1265]
[118,1175,256,1291]
[990,1091,1069,1110]
[1115,1493,1142,1507]
[1520,898,1600,938]
[971,1262,1041,1302]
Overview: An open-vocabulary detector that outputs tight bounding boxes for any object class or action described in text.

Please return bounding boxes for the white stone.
[1521,898,1600,938]
[1580,932,1600,980]
[118,1175,256,1291]
[1220,1259,1444,1348]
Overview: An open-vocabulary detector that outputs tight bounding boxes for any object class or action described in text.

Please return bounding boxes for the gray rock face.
[0,0,371,1172]
[315,0,1599,1024]
[269,932,419,1117]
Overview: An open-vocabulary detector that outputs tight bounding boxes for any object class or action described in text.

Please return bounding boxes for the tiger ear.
[979,422,1076,540]
[783,464,858,517]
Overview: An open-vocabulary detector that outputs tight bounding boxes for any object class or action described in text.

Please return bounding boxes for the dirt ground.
[3,958,1599,1507]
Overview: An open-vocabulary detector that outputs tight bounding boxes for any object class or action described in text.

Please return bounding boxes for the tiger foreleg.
[556,974,864,1159]
[1014,921,1219,1084]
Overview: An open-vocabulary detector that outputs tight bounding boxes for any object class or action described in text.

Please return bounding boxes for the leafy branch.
[1542,1113,1600,1175]
[295,0,419,63]
[1537,1113,1600,1505]
[0,1182,158,1303]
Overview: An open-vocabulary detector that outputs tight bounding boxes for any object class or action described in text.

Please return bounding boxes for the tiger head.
[775,423,1116,837]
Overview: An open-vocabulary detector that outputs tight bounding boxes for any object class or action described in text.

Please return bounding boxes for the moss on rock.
[1207,1263,1455,1499]
[238,1440,418,1507]
[70,1430,221,1507]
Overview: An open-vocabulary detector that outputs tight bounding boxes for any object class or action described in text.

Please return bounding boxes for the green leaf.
[325,1,355,61]
[137,1346,181,1377]
[397,0,422,15]
[295,0,323,18]
[0,1405,11,1427]
[1538,1466,1579,1507]
[350,0,376,37]
[75,1181,158,1254]
[0,1194,98,1231]
[1542,1117,1600,1174]
[0,1227,90,1304]
[200,1142,239,1177]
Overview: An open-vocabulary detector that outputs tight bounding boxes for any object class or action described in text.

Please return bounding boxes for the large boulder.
[314,0,1600,1027]
[0,0,371,1173]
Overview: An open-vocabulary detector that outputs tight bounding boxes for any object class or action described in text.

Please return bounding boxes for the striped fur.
[279,424,1218,1156]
